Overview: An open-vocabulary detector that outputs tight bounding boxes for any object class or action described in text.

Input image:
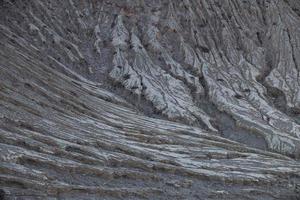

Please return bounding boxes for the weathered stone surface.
[0,0,300,199]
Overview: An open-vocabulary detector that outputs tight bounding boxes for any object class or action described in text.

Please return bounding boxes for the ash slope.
[1,0,300,199]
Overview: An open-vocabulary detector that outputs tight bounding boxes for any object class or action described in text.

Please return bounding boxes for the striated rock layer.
[0,0,300,199]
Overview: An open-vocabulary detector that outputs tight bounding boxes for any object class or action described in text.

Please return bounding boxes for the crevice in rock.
[256,53,300,125]
[102,77,165,120]
[0,189,5,200]
[197,77,268,150]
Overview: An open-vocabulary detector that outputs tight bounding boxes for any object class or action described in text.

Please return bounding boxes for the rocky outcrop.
[0,0,300,199]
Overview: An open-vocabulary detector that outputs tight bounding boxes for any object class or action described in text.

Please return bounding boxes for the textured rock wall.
[0,0,300,199]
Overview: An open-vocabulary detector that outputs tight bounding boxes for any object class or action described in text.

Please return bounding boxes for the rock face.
[0,0,300,199]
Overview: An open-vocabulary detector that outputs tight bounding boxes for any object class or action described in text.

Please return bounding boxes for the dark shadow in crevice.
[197,77,268,151]
[264,84,300,125]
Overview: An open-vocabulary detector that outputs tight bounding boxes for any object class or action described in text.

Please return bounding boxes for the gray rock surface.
[0,0,300,199]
